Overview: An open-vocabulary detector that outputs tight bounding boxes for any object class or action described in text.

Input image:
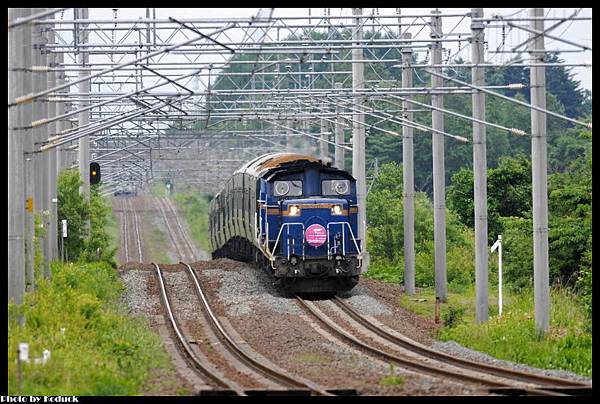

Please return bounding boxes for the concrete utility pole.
[320,101,328,161]
[334,82,345,170]
[78,8,91,199]
[431,10,447,301]
[529,8,550,334]
[352,8,368,272]
[55,52,67,172]
[471,8,489,323]
[38,9,51,278]
[46,25,58,275]
[401,32,415,295]
[32,8,47,274]
[23,8,35,290]
[8,8,26,304]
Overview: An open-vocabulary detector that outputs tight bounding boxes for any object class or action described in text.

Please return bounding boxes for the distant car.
[114,188,137,197]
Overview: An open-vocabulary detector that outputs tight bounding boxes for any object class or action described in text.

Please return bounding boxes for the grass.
[295,352,333,365]
[397,286,503,321]
[150,181,167,198]
[106,198,120,251]
[8,261,177,395]
[172,186,211,252]
[378,364,405,387]
[147,222,173,264]
[397,285,592,377]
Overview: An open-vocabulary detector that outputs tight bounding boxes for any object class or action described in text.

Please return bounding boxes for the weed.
[378,364,405,387]
[443,305,465,328]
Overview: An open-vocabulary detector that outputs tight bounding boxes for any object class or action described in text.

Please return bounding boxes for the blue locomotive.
[209,152,363,293]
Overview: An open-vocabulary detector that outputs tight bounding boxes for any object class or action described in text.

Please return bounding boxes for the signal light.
[90,162,101,185]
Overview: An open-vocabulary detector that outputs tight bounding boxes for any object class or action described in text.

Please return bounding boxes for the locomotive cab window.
[273,180,302,197]
[322,179,351,196]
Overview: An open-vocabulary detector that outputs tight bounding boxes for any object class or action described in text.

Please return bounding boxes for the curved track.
[295,295,587,396]
[153,262,242,395]
[119,197,143,262]
[153,262,334,396]
[332,296,590,390]
[154,196,196,262]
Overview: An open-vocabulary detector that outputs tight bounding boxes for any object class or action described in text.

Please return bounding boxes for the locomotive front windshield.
[322,179,351,196]
[273,180,303,197]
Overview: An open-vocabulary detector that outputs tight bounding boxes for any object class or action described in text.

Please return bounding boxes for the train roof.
[211,153,354,203]
[235,152,342,178]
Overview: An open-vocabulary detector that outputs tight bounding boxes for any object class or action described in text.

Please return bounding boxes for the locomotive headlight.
[289,205,301,216]
[331,204,343,215]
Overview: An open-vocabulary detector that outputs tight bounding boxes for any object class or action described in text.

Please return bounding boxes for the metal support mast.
[55,52,68,172]
[431,10,447,301]
[46,24,58,274]
[23,8,35,289]
[78,8,90,200]
[472,8,488,323]
[401,32,415,295]
[529,8,550,334]
[352,8,368,272]
[8,8,26,304]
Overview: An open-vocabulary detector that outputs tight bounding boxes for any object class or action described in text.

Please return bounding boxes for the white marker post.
[491,235,503,316]
[61,219,67,262]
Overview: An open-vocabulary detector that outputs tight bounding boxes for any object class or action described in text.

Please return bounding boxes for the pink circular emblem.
[305,224,327,247]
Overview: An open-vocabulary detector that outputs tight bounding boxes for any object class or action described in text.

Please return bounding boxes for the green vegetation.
[8,261,176,395]
[439,287,592,377]
[366,162,475,290]
[378,364,405,387]
[367,156,591,377]
[397,286,591,376]
[150,181,167,198]
[8,170,181,395]
[295,352,333,366]
[56,169,117,266]
[171,183,212,253]
[146,225,173,263]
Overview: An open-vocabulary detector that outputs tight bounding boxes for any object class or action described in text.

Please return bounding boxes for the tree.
[447,155,532,242]
[57,169,116,265]
[57,169,88,261]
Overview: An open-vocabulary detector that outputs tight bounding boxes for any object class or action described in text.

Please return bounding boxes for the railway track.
[154,196,196,262]
[153,262,338,396]
[331,297,591,392]
[130,194,590,396]
[296,296,591,396]
[119,197,143,262]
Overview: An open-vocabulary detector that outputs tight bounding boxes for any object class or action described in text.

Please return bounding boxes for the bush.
[443,305,465,328]
[8,262,172,395]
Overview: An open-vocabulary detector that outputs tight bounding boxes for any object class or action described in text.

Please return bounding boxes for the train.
[208,153,364,293]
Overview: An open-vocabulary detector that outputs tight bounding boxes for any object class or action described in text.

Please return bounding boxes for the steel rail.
[152,263,245,395]
[154,196,188,261]
[332,296,590,389]
[121,198,129,262]
[161,197,197,261]
[129,198,144,262]
[295,296,564,396]
[181,262,333,396]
